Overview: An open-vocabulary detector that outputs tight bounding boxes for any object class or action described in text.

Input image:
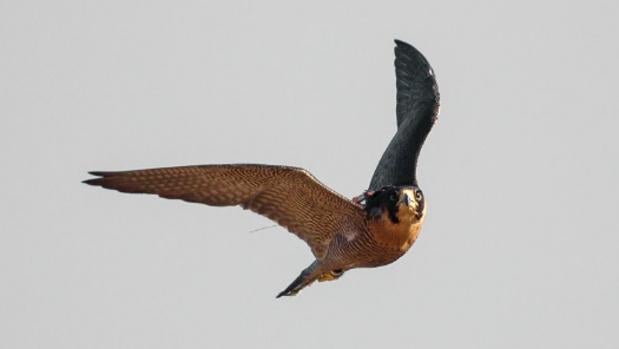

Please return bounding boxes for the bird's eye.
[415,190,423,201]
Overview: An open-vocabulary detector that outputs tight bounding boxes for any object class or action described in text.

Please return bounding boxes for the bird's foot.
[317,269,344,282]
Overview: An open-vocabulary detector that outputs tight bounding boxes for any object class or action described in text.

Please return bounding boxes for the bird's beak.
[401,193,421,215]
[402,193,412,207]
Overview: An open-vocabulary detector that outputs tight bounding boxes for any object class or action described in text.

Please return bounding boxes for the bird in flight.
[84,39,440,298]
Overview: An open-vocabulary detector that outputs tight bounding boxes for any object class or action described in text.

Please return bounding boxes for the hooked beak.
[402,193,412,207]
[402,193,421,216]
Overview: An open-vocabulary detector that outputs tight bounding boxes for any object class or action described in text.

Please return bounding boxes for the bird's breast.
[368,205,424,253]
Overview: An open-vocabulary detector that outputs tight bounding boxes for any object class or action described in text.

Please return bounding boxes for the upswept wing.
[369,40,440,190]
[84,164,366,259]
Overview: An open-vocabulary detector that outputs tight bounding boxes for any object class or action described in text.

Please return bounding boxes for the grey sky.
[1,0,618,348]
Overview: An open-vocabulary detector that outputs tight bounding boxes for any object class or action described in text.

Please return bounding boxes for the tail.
[276,261,320,298]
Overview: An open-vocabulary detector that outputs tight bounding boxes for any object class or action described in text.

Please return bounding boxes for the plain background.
[1,0,618,348]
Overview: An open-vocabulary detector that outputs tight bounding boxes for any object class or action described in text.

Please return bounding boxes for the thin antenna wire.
[248,224,278,233]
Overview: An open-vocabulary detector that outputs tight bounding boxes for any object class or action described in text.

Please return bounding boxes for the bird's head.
[362,186,426,224]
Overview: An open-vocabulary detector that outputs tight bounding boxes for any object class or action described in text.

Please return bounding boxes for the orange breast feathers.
[368,200,425,252]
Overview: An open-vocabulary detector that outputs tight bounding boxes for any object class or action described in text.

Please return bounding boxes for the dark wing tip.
[82,178,102,186]
[393,39,426,56]
[393,38,436,80]
[393,39,420,57]
[88,171,122,177]
[393,38,410,47]
[82,170,145,193]
[83,171,122,186]
[393,38,440,123]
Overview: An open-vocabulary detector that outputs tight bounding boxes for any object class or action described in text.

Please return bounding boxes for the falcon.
[84,39,440,297]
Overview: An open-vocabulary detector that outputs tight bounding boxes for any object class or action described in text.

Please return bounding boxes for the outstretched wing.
[369,39,440,190]
[83,164,366,259]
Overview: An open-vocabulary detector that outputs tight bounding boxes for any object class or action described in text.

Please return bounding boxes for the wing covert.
[84,164,366,259]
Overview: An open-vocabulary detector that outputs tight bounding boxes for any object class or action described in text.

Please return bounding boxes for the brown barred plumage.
[84,165,366,259]
[84,39,439,297]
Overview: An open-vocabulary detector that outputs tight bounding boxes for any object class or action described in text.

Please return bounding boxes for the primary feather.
[369,40,440,190]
